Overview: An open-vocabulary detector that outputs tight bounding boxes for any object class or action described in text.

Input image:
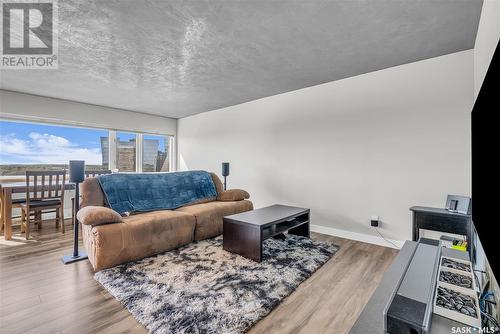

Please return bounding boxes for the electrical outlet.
[370,215,379,227]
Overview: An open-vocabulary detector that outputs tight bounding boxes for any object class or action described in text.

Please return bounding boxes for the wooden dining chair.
[21,171,66,240]
[71,170,111,222]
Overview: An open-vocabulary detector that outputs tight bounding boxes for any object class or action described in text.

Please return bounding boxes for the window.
[0,119,173,176]
[0,120,108,175]
[142,134,169,172]
[115,132,137,172]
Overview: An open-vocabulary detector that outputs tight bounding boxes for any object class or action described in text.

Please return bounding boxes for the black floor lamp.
[62,160,88,264]
[222,162,230,190]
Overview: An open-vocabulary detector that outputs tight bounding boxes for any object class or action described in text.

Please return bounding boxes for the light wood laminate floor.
[0,219,398,334]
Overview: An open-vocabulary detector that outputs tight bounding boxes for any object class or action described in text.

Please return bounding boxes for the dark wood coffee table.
[223,204,310,262]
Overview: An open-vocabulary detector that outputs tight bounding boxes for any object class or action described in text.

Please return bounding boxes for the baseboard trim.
[310,224,405,249]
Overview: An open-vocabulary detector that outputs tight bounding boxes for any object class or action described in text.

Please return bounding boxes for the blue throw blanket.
[97,171,217,215]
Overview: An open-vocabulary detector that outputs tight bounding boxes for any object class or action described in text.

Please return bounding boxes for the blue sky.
[0,120,167,165]
[1,120,107,149]
[0,120,107,164]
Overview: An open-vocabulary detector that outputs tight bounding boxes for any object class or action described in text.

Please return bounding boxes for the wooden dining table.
[0,181,75,240]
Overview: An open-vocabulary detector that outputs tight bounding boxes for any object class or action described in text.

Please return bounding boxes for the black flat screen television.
[472,40,499,281]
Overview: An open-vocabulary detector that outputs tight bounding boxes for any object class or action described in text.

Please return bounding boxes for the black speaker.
[69,160,85,183]
[222,162,230,177]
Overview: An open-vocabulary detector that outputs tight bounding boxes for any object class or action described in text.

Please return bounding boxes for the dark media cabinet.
[410,206,474,255]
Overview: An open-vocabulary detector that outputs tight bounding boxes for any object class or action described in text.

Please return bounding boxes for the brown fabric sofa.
[80,172,253,271]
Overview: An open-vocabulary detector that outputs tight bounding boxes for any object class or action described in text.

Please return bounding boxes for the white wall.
[474,0,500,98]
[0,90,177,136]
[178,50,473,245]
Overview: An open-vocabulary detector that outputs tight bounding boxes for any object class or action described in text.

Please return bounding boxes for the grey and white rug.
[94,234,339,334]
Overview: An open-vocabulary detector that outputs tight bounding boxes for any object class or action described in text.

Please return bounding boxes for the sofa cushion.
[176,200,253,241]
[217,189,250,201]
[81,177,107,208]
[77,206,123,226]
[84,210,195,271]
[210,172,224,195]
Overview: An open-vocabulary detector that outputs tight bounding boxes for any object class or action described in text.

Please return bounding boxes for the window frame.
[0,118,175,174]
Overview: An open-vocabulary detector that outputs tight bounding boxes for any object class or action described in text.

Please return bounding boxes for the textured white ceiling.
[0,0,483,118]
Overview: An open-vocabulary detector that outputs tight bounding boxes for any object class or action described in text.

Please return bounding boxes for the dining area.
[0,169,110,241]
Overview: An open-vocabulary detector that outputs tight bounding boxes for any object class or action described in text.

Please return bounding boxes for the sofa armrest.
[217,189,250,201]
[77,206,123,226]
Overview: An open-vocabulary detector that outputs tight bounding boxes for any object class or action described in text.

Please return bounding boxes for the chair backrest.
[85,170,111,178]
[25,171,66,204]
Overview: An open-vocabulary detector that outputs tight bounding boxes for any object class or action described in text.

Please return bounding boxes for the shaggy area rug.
[94,234,339,334]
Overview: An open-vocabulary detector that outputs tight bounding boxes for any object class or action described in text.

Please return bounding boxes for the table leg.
[4,189,13,240]
[412,214,418,241]
[223,221,262,262]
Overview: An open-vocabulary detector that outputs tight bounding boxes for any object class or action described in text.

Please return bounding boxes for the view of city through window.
[143,135,169,172]
[0,120,170,176]
[115,132,137,172]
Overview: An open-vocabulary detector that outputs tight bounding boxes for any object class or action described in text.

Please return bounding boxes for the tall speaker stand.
[62,182,88,264]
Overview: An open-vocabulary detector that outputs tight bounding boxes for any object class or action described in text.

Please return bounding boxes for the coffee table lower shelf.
[261,217,309,239]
